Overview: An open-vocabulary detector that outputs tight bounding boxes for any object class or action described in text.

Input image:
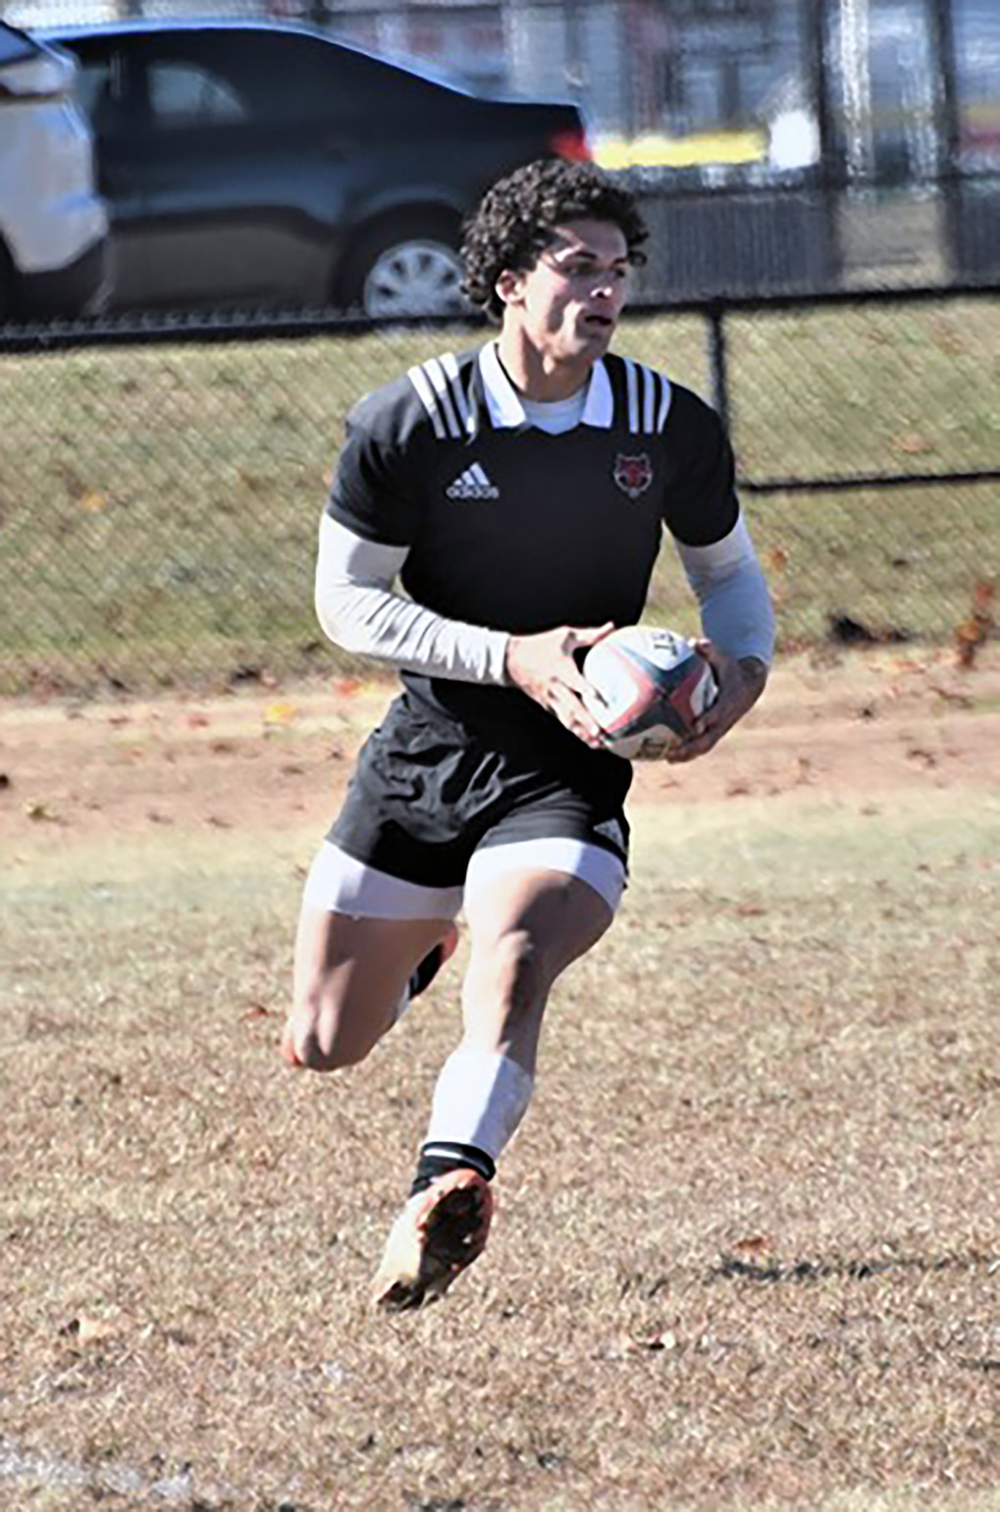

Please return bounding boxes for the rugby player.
[282,159,775,1309]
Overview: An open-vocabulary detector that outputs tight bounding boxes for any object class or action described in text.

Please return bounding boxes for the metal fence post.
[927,0,962,274]
[706,302,732,436]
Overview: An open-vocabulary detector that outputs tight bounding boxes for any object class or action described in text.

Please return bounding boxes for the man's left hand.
[665,641,768,764]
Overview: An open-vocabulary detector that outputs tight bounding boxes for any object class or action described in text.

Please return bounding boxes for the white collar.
[478,342,614,430]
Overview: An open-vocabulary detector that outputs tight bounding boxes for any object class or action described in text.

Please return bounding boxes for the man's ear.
[495,268,524,308]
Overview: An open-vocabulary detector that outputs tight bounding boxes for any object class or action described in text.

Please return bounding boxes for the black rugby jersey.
[325,341,740,786]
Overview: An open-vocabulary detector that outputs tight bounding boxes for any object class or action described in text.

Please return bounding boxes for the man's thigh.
[289,844,463,1068]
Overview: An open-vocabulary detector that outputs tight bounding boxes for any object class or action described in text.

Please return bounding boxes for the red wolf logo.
[613,452,653,500]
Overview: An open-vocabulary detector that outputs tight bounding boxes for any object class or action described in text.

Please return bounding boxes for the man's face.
[497,218,631,361]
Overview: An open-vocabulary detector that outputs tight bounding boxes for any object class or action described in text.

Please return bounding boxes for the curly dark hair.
[461,158,648,320]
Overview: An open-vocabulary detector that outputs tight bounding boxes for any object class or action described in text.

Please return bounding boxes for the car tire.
[0,241,14,323]
[338,213,468,319]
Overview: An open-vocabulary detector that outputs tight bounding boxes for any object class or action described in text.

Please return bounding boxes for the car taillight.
[549,126,591,162]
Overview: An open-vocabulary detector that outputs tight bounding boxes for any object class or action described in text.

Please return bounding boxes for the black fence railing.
[691,282,1000,494]
[1,282,997,695]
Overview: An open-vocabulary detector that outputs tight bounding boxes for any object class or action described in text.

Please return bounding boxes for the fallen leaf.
[634,1329,678,1352]
[227,664,263,687]
[733,1234,773,1255]
[264,701,297,726]
[891,431,935,455]
[830,613,877,645]
[59,1315,120,1344]
[24,800,60,823]
[929,684,974,708]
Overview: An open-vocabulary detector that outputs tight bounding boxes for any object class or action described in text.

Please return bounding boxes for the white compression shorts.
[301,837,627,920]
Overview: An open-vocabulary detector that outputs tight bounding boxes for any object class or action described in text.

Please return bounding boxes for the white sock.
[424,1048,534,1163]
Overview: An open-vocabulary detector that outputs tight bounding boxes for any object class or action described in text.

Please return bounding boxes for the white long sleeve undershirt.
[674,516,776,665]
[315,515,510,683]
[314,511,775,682]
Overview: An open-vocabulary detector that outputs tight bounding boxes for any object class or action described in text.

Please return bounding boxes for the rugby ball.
[582,626,718,759]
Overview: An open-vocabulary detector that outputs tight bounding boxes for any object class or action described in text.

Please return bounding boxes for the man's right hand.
[504,623,615,748]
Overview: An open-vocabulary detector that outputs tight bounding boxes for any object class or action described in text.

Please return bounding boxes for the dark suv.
[43,20,590,318]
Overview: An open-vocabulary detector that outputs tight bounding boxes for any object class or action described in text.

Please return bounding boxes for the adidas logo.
[446,463,499,501]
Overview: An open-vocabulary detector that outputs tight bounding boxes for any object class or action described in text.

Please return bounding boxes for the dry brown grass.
[1,653,998,1512]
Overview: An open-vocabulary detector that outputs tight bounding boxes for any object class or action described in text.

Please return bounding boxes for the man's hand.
[666,641,768,764]
[504,623,615,748]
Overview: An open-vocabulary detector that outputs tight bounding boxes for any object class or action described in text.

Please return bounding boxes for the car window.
[194,31,454,125]
[298,38,455,117]
[75,57,114,118]
[148,59,248,127]
[0,22,38,66]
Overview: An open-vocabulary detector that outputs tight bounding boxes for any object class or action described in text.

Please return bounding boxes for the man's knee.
[287,1030,369,1074]
[283,983,380,1073]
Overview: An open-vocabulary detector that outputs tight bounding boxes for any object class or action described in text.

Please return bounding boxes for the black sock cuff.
[411,1141,496,1196]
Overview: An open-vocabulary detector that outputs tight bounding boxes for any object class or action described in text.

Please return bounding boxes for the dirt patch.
[2,648,998,855]
[2,647,998,1513]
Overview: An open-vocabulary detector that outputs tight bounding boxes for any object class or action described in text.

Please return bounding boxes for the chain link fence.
[1,291,997,696]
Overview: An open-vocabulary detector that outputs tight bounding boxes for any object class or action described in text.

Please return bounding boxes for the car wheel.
[340,217,468,319]
[0,242,13,323]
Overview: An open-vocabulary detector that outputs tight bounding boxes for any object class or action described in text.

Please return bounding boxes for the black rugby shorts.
[328,694,630,891]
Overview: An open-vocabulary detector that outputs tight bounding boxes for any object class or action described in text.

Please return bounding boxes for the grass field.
[1,650,998,1511]
[1,299,998,693]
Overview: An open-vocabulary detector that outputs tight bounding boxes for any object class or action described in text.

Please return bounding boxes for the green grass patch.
[1,303,997,693]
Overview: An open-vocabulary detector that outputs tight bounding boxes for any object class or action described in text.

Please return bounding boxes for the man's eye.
[566,264,627,278]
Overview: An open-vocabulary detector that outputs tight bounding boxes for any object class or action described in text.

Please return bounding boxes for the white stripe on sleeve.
[315,515,510,684]
[407,363,447,439]
[642,365,656,434]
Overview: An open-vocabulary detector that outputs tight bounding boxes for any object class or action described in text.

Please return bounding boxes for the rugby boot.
[372,1166,494,1311]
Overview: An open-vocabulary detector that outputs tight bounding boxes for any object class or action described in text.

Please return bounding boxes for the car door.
[119,30,347,309]
[61,33,148,306]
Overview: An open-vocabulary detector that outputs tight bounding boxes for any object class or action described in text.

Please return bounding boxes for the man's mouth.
[583,313,614,330]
